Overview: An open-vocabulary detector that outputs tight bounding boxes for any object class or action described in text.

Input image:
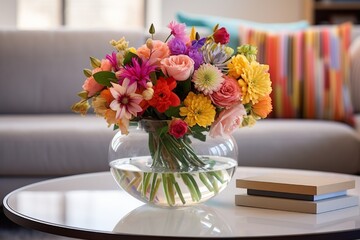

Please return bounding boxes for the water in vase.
[110,156,237,207]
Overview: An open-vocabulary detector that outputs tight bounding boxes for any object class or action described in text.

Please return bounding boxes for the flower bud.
[224,47,234,56]
[190,26,196,41]
[237,44,258,62]
[90,57,101,68]
[83,69,92,77]
[146,81,153,88]
[71,100,90,115]
[142,88,154,100]
[149,23,155,35]
[77,90,88,99]
[146,38,153,50]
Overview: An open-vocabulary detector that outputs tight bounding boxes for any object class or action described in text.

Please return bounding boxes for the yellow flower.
[71,100,90,116]
[241,115,257,127]
[179,92,216,127]
[227,54,249,79]
[92,96,108,116]
[110,37,129,51]
[238,62,272,104]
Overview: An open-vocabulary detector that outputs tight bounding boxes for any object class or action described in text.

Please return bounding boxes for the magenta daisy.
[118,58,156,88]
[109,78,143,120]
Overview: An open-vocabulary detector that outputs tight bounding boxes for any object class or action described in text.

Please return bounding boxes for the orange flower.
[148,77,180,113]
[104,109,129,134]
[100,89,114,106]
[251,95,272,118]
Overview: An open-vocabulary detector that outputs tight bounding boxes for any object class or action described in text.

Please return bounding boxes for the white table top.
[3,167,360,239]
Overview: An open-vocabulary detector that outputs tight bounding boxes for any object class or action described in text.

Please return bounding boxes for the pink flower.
[109,79,143,120]
[160,55,194,81]
[169,118,188,138]
[209,104,246,138]
[82,59,112,97]
[210,75,241,107]
[168,21,189,43]
[137,40,170,66]
[213,27,230,44]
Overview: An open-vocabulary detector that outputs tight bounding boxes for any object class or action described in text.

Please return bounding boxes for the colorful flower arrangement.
[72,21,272,206]
[72,21,272,141]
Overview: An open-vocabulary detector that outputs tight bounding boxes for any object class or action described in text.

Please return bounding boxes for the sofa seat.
[0,114,114,176]
[1,115,358,177]
[232,119,360,174]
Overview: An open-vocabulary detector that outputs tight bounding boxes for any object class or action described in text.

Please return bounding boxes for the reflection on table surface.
[5,169,360,237]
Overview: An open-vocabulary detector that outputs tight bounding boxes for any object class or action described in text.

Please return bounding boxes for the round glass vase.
[108,120,238,207]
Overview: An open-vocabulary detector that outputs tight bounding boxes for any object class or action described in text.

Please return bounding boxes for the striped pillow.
[239,23,354,125]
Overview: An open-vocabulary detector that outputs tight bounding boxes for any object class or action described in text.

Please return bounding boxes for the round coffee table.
[3,167,360,239]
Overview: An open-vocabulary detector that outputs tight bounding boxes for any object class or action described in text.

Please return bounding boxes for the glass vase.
[108,119,238,207]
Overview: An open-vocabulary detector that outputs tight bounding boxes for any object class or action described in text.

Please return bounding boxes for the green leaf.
[174,79,191,101]
[164,106,180,118]
[93,71,117,87]
[190,125,207,142]
[123,51,140,66]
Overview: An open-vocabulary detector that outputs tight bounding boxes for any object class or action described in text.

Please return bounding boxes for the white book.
[236,173,355,195]
[235,194,358,214]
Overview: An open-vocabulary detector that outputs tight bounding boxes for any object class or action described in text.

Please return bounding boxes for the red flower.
[148,77,180,113]
[169,118,188,138]
[213,27,230,44]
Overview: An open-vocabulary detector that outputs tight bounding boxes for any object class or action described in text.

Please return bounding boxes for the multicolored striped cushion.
[239,22,354,125]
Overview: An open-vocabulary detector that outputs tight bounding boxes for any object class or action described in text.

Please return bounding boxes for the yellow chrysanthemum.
[238,62,272,104]
[179,92,216,127]
[227,54,249,79]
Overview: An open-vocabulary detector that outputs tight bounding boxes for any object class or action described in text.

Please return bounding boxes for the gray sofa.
[1,27,360,202]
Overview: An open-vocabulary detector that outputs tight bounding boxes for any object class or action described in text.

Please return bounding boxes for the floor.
[0,207,76,240]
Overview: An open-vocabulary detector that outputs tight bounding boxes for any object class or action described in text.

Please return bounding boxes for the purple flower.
[168,38,187,55]
[188,48,204,70]
[118,58,156,88]
[106,52,120,71]
[191,38,206,50]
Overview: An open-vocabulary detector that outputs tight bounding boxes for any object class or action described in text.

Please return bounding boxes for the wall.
[1,0,306,29]
[0,0,16,27]
[159,0,306,27]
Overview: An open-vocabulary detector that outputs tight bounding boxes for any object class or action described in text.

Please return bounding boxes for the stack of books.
[235,173,358,214]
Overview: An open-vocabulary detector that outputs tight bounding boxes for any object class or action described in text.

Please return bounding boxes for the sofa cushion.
[176,11,309,50]
[350,35,360,113]
[232,119,360,174]
[0,114,114,176]
[0,29,145,114]
[239,23,355,126]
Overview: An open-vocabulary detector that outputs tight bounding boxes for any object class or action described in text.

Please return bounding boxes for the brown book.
[236,173,355,195]
[235,194,358,214]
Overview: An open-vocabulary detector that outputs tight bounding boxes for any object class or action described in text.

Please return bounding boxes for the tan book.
[236,173,355,195]
[235,194,358,214]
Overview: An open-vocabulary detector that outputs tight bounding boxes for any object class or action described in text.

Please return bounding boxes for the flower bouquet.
[72,21,272,206]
